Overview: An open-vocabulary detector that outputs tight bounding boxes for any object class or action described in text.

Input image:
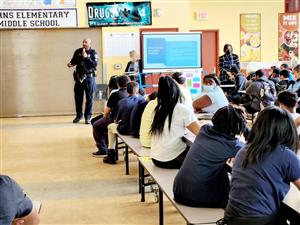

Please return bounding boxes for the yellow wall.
[77,0,191,78]
[76,0,284,78]
[189,0,284,63]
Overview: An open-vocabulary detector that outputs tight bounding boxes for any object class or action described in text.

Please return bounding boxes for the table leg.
[138,162,141,193]
[159,189,164,225]
[141,165,145,202]
[125,145,129,175]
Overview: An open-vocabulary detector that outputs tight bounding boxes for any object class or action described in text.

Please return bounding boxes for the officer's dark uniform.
[69,47,98,123]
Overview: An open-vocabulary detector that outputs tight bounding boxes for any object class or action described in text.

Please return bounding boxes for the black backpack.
[258,80,276,108]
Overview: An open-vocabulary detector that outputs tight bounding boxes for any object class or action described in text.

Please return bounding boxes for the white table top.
[138,157,224,224]
[283,182,300,214]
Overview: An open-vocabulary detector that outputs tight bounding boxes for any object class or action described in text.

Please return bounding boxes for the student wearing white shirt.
[193,74,229,113]
[150,76,200,169]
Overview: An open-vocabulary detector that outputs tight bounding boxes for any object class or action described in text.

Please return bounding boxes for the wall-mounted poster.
[86,2,152,27]
[278,13,298,61]
[240,14,261,62]
[0,0,76,8]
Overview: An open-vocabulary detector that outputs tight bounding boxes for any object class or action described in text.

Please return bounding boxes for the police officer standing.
[67,38,98,124]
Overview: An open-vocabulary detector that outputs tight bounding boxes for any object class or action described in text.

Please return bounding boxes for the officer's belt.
[84,73,94,78]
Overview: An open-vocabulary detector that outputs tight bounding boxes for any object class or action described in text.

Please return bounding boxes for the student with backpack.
[276,70,290,93]
[243,69,276,114]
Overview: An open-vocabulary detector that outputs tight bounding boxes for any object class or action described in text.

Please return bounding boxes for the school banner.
[0,9,77,29]
[1,0,76,8]
[86,2,152,27]
[278,13,299,61]
[240,14,261,62]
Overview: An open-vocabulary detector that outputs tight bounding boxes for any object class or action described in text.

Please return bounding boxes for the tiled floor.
[1,116,185,225]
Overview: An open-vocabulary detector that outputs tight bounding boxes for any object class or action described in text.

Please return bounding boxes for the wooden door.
[191,30,219,74]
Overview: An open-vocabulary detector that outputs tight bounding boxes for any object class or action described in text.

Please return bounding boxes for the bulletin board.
[143,69,202,99]
[104,32,140,57]
[184,69,202,98]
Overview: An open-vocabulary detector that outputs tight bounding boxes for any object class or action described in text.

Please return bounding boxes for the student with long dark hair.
[224,107,300,225]
[150,76,200,169]
[173,106,247,208]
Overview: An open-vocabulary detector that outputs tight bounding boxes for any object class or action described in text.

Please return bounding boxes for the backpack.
[258,80,276,108]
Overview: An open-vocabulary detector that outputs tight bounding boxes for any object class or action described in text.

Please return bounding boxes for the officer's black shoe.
[73,116,82,123]
[103,149,117,164]
[85,118,91,124]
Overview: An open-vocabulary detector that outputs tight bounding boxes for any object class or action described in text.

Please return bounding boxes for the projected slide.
[143,33,201,70]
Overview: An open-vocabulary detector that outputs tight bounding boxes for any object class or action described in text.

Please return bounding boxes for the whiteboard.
[104,32,140,57]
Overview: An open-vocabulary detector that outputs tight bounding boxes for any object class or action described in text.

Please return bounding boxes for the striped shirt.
[218,53,240,82]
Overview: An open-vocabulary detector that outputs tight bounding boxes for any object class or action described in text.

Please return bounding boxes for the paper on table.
[33,201,42,214]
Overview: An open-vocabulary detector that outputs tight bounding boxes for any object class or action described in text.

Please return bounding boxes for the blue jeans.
[92,116,113,152]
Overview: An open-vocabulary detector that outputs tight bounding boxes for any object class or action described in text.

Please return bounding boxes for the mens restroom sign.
[0,8,78,29]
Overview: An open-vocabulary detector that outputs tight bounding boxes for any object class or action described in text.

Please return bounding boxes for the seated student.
[91,75,119,125]
[0,175,40,225]
[288,64,300,97]
[125,50,142,73]
[268,67,280,85]
[172,72,193,108]
[107,75,119,96]
[280,63,293,80]
[268,66,277,79]
[92,76,130,157]
[224,107,300,225]
[243,69,276,114]
[245,72,256,89]
[277,90,300,134]
[173,106,247,208]
[193,74,229,113]
[104,81,145,164]
[130,92,157,138]
[226,66,247,104]
[276,69,290,92]
[139,95,158,148]
[150,76,200,169]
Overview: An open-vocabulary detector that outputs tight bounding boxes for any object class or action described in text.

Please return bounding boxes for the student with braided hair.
[173,105,248,208]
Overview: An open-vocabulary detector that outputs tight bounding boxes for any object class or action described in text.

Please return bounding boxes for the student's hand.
[12,207,40,225]
[194,108,203,113]
[293,178,300,190]
[187,121,201,135]
[295,117,300,127]
[226,158,235,167]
